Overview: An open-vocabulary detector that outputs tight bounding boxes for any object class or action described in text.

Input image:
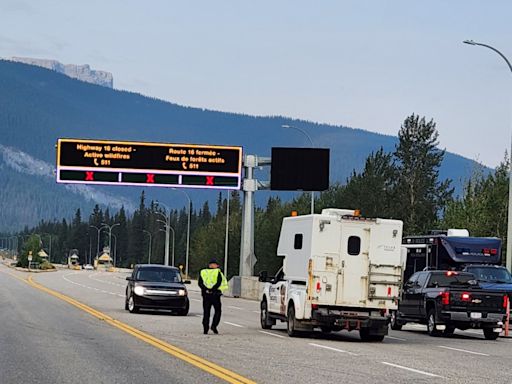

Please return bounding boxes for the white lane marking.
[259,331,285,339]
[224,321,244,328]
[190,298,202,302]
[63,272,123,297]
[88,272,125,287]
[381,362,444,378]
[227,305,244,310]
[252,310,260,314]
[438,346,490,356]
[195,315,202,318]
[309,343,359,356]
[386,336,407,341]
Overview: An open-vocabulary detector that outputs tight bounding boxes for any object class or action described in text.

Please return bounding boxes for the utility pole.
[239,155,271,276]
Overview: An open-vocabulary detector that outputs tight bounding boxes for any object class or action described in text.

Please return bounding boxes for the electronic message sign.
[270,147,329,191]
[56,138,242,190]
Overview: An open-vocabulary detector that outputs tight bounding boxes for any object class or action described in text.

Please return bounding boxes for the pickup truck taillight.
[460,292,471,302]
[503,295,509,309]
[440,291,450,305]
[316,281,321,293]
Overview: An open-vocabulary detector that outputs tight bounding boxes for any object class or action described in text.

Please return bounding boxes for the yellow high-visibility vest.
[200,268,228,293]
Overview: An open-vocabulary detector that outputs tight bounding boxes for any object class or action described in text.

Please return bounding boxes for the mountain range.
[0,59,480,232]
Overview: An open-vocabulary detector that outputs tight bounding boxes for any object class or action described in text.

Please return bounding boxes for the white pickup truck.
[259,208,403,341]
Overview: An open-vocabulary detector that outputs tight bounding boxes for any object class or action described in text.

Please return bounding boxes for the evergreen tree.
[343,148,397,217]
[394,114,453,234]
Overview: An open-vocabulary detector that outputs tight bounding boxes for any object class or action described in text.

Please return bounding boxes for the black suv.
[125,264,190,315]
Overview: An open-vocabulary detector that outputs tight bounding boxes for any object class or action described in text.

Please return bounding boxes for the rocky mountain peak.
[10,57,113,88]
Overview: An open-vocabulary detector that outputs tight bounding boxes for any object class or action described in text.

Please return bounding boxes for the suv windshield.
[465,267,512,284]
[427,273,475,288]
[136,268,182,283]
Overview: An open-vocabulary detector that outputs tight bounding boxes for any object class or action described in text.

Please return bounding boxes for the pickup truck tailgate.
[449,290,505,313]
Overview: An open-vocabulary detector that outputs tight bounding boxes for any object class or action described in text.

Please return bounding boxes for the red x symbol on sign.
[85,171,94,181]
[206,176,214,186]
[146,174,155,183]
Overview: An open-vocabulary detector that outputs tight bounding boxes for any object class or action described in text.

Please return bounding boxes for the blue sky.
[1,0,511,167]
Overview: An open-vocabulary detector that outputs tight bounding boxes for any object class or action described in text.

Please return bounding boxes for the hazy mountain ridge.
[0,59,482,231]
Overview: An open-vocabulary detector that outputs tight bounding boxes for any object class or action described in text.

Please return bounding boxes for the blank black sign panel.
[270,147,330,191]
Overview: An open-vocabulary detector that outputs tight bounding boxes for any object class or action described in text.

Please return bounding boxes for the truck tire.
[260,299,273,330]
[390,311,403,331]
[483,328,500,340]
[359,328,385,342]
[443,326,455,336]
[426,309,441,337]
[287,305,299,337]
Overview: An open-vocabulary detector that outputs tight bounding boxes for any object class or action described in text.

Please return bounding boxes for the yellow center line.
[9,271,255,384]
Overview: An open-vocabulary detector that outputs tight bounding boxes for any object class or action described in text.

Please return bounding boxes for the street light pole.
[171,189,192,277]
[111,233,118,267]
[281,124,315,214]
[463,39,512,272]
[101,223,120,266]
[89,225,103,260]
[143,230,152,264]
[155,201,171,266]
[158,226,175,266]
[224,191,230,276]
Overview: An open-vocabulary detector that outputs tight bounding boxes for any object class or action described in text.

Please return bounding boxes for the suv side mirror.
[126,276,132,281]
[183,280,191,284]
[258,271,268,282]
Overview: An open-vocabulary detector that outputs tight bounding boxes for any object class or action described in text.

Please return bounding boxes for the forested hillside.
[0,59,481,231]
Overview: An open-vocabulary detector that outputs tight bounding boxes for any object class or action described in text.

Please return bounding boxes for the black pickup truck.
[390,270,507,340]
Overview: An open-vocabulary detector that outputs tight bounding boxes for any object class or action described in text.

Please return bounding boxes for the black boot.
[211,326,218,334]
[203,326,209,334]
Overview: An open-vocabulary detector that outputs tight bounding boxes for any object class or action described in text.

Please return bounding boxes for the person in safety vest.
[198,259,228,334]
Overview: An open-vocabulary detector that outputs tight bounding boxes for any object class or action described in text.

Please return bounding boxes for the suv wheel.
[426,309,441,336]
[128,295,139,313]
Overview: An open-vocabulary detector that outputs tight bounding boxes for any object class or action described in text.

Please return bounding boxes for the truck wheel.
[426,309,441,337]
[260,299,273,330]
[483,328,500,340]
[443,326,455,336]
[359,328,384,342]
[287,305,299,337]
[390,311,403,331]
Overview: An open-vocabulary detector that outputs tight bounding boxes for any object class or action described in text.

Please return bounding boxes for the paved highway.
[2,264,512,383]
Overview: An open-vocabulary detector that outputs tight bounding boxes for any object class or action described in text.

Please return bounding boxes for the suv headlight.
[178,289,186,296]
[134,286,145,296]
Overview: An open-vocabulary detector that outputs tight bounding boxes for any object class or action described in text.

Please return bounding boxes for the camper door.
[336,223,370,305]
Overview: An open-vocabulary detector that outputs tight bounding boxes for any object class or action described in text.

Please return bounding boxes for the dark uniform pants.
[202,293,222,329]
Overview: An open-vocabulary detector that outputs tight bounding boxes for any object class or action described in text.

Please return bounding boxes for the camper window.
[348,236,361,256]
[294,234,303,250]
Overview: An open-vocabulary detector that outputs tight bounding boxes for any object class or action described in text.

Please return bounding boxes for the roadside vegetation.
[5,114,509,278]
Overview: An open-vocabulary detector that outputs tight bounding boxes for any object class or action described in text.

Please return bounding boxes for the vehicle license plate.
[470,312,482,319]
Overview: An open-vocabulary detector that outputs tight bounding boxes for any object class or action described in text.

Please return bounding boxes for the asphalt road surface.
[2,264,512,384]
